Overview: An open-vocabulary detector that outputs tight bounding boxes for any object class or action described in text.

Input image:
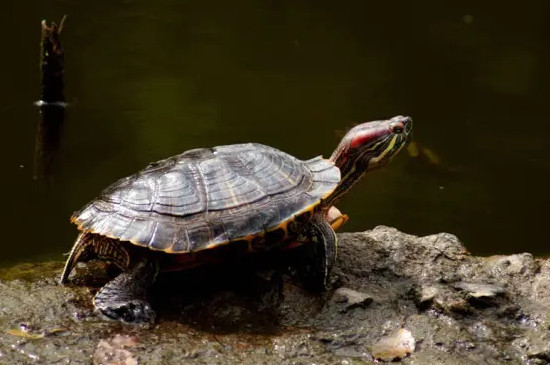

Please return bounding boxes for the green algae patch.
[0,261,64,282]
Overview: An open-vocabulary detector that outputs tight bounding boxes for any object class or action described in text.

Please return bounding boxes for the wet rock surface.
[0,226,549,364]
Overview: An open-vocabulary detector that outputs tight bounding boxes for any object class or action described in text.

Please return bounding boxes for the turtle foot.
[95,298,156,324]
[93,259,159,324]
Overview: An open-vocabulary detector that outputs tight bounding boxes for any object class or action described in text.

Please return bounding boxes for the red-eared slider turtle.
[61,116,412,324]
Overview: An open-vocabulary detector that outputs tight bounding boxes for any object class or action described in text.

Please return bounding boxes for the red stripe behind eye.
[350,129,388,148]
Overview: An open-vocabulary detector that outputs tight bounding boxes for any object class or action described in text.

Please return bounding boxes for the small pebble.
[418,285,439,303]
[93,335,139,365]
[371,328,415,362]
[111,334,139,347]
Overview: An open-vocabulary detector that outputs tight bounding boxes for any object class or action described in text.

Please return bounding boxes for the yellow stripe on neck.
[370,135,397,164]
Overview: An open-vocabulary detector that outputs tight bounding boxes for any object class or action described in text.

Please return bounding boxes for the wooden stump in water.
[34,16,67,181]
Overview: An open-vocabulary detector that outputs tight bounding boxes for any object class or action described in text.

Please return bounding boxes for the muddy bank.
[1,226,549,364]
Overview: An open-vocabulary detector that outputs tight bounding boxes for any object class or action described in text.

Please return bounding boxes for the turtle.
[61,115,412,324]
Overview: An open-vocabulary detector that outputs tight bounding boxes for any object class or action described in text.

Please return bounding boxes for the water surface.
[2,0,550,265]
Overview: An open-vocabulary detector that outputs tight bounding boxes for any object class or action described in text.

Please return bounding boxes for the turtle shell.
[72,143,340,253]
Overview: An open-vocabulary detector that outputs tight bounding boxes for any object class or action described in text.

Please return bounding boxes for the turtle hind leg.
[60,232,130,284]
[94,259,159,324]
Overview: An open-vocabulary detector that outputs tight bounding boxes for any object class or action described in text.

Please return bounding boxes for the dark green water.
[2,1,550,265]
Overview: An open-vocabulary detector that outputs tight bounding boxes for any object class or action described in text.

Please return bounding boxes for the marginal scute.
[170,226,190,252]
[148,221,178,251]
[72,143,340,253]
[213,220,229,242]
[127,218,156,246]
[185,223,213,249]
[219,207,267,242]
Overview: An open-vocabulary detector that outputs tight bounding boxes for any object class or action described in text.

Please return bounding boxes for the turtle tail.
[60,232,130,284]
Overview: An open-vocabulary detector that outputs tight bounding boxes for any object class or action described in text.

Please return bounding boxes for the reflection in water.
[34,105,65,181]
[34,18,66,181]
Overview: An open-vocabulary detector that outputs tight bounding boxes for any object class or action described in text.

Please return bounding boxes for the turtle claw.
[96,299,156,325]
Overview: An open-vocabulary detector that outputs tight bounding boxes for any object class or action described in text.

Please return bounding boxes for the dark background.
[2,0,550,265]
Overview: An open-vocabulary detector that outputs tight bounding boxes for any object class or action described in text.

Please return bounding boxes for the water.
[2,0,550,265]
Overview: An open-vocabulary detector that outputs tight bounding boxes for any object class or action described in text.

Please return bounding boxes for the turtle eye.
[390,123,404,134]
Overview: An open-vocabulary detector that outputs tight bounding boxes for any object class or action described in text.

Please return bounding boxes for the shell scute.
[185,223,213,250]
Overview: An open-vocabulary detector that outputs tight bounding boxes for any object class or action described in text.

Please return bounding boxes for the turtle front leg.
[94,259,159,324]
[296,215,338,292]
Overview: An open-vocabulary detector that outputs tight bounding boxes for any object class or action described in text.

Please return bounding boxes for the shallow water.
[2,0,550,265]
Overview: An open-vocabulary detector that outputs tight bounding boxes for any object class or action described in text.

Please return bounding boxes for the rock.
[442,297,471,313]
[0,226,550,364]
[418,285,439,304]
[484,254,536,277]
[513,332,550,363]
[454,282,506,307]
[332,287,373,309]
[454,282,506,298]
[371,328,415,361]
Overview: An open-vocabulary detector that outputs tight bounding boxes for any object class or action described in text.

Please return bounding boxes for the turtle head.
[325,116,412,205]
[331,115,412,171]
